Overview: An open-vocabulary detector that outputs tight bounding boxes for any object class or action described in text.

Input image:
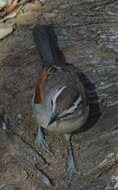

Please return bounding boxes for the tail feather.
[33,25,57,68]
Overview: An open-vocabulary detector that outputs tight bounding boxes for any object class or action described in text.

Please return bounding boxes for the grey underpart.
[65,134,81,181]
[35,126,51,152]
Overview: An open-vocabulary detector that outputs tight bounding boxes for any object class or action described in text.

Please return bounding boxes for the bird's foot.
[0,107,53,186]
[63,166,82,185]
[35,137,52,154]
[8,133,53,186]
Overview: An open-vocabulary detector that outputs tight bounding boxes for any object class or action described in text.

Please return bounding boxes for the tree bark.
[0,0,118,189]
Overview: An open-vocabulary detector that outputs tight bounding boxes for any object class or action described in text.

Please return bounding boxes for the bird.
[32,25,89,181]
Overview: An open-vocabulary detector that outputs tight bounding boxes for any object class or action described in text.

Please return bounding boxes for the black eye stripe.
[51,100,53,110]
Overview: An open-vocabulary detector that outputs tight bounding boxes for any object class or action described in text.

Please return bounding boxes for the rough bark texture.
[0,0,118,189]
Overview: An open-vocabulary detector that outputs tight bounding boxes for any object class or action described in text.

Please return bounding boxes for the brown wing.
[34,69,49,104]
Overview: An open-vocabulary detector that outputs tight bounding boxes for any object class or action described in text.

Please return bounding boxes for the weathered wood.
[0,0,118,189]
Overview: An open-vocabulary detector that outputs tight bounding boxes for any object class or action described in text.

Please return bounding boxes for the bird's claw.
[12,134,54,186]
[64,168,81,182]
[0,107,53,186]
[35,137,52,154]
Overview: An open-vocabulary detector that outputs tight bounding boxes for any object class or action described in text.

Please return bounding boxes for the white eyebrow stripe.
[52,86,66,113]
[59,95,82,117]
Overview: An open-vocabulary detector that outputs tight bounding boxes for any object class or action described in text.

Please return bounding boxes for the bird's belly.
[46,106,89,134]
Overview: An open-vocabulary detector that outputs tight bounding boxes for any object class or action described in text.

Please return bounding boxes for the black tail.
[33,25,59,68]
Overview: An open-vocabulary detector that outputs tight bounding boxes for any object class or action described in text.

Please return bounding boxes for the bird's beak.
[48,112,59,126]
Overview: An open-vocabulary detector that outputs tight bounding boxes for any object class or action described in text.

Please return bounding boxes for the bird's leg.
[10,132,52,186]
[0,106,52,186]
[64,134,81,182]
[35,126,51,153]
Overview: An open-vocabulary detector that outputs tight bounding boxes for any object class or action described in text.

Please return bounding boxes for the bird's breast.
[45,106,89,134]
